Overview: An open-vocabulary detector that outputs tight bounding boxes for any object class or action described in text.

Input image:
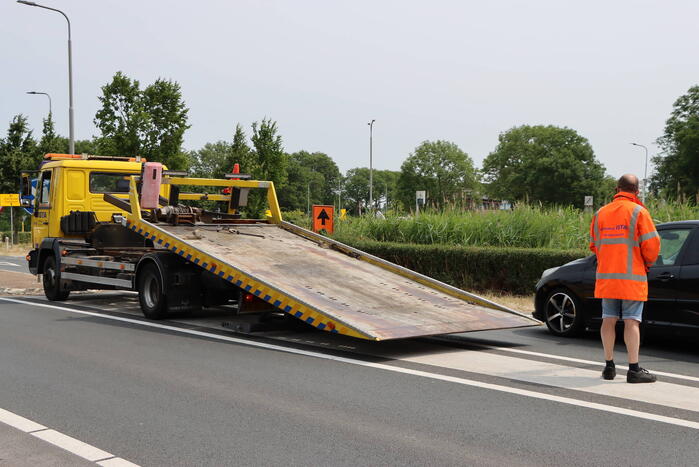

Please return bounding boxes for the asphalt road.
[1,293,699,466]
[0,255,29,274]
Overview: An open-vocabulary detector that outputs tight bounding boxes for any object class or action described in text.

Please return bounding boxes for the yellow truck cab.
[25,154,161,249]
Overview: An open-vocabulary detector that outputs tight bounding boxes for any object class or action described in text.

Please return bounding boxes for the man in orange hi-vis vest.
[590,174,660,383]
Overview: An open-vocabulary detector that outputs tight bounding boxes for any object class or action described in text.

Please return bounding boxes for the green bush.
[334,236,585,295]
[0,231,31,244]
[282,210,311,229]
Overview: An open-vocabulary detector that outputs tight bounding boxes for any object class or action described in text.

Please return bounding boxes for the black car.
[534,221,699,337]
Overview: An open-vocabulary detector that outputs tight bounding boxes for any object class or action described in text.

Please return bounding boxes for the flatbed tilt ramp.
[122,172,539,340]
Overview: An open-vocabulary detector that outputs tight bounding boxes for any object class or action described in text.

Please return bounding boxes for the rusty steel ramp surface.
[131,219,539,341]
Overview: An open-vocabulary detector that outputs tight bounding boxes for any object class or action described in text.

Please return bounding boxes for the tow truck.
[20,153,539,340]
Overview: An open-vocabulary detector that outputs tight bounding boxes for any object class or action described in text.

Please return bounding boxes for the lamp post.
[18,1,74,154]
[630,142,649,202]
[337,178,343,212]
[26,91,52,116]
[367,119,375,211]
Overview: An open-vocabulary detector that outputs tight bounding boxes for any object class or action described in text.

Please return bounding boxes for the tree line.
[2,71,699,215]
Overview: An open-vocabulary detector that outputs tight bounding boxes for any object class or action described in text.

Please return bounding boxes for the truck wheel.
[138,263,168,319]
[43,256,70,301]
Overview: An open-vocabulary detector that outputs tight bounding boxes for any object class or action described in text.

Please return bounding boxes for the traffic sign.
[339,208,347,220]
[312,205,334,234]
[0,194,20,207]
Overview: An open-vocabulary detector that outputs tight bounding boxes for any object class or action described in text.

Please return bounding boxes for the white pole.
[368,119,375,211]
[9,207,13,245]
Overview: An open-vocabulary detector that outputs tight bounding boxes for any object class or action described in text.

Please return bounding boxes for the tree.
[397,140,477,211]
[343,167,370,214]
[651,86,699,201]
[238,118,287,216]
[37,113,59,156]
[94,71,190,169]
[481,125,608,207]
[190,124,254,179]
[250,118,287,185]
[0,115,39,193]
[226,124,253,175]
[189,141,232,178]
[373,169,401,211]
[94,72,143,156]
[276,151,340,212]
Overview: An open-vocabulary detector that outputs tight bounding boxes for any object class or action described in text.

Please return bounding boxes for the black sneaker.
[627,367,657,383]
[602,366,616,380]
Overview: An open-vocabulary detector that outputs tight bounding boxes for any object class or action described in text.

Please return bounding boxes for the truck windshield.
[89,172,135,193]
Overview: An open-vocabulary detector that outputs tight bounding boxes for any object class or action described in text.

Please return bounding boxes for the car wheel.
[543,288,584,337]
[43,255,70,301]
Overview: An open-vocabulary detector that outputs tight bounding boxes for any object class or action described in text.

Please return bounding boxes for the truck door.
[32,169,53,247]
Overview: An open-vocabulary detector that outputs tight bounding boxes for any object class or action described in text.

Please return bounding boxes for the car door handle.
[657,272,675,282]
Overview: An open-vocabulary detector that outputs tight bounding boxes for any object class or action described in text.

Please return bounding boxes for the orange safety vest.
[589,192,660,301]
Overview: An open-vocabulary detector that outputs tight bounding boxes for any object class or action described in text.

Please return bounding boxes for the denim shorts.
[601,299,644,322]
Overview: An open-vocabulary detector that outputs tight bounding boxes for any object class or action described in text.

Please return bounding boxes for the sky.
[2,0,698,179]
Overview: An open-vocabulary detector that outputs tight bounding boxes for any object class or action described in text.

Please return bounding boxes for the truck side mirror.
[20,174,31,196]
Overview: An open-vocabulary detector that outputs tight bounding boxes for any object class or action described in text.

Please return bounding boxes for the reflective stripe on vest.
[595,205,645,282]
[592,210,601,251]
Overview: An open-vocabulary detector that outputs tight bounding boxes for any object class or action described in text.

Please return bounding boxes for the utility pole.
[26,91,52,117]
[337,178,342,212]
[630,142,649,202]
[368,119,375,211]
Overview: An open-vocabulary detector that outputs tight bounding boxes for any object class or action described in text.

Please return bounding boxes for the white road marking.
[395,349,699,413]
[0,403,138,465]
[3,296,699,431]
[0,261,19,267]
[32,429,113,461]
[98,458,141,467]
[0,407,46,432]
[488,346,699,383]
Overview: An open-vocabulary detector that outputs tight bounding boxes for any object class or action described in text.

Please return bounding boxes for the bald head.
[617,174,639,194]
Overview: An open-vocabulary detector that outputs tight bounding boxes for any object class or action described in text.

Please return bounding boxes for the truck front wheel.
[138,263,168,320]
[43,255,70,301]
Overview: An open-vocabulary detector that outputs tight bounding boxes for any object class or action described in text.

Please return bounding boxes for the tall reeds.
[328,200,699,251]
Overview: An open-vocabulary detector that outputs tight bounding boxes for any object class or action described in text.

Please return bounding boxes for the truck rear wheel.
[138,263,168,319]
[43,255,70,301]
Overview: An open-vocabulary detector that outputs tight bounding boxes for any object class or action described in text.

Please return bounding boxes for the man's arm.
[637,210,660,268]
[589,213,597,255]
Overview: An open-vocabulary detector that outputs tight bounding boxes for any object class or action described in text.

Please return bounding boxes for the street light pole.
[337,178,342,212]
[26,91,52,116]
[630,142,649,202]
[18,1,74,154]
[368,119,375,211]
